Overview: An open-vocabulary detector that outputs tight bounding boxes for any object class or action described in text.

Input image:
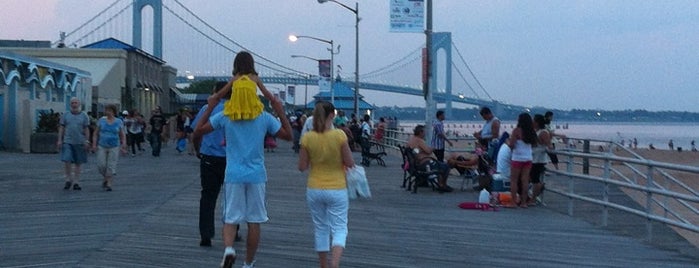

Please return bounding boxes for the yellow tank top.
[223,75,264,120]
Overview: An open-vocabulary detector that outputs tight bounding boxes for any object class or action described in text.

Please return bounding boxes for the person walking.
[192,51,292,268]
[192,82,240,247]
[124,110,144,156]
[149,107,167,157]
[91,104,127,191]
[431,110,453,162]
[298,101,355,268]
[57,97,91,190]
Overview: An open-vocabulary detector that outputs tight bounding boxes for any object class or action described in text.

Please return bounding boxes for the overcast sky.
[2,0,699,112]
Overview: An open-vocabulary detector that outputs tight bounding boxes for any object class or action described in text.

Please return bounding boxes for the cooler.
[492,173,510,192]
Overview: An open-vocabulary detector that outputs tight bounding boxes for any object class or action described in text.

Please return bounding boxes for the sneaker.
[105,186,112,192]
[63,181,72,190]
[242,260,256,268]
[220,253,236,268]
[72,183,82,190]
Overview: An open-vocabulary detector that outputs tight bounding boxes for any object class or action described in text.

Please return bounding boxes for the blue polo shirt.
[191,101,227,157]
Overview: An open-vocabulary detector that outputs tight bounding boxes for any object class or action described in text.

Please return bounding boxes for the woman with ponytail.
[298,101,355,268]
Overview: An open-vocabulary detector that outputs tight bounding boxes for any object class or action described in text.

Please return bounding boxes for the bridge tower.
[429,32,454,118]
[132,0,163,58]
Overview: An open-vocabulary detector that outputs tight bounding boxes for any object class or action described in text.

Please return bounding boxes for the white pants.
[306,188,349,252]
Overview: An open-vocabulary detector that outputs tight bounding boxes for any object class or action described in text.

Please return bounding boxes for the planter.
[31,132,59,153]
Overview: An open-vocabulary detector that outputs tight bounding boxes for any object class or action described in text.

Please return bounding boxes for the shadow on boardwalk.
[0,144,697,267]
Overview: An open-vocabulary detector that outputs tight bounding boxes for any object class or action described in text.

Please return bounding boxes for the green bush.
[36,110,60,133]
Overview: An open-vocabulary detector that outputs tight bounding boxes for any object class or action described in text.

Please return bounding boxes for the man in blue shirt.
[191,82,239,247]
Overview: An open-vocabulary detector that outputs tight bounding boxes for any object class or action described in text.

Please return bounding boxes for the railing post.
[567,150,575,216]
[583,140,590,175]
[602,153,611,227]
[646,165,654,242]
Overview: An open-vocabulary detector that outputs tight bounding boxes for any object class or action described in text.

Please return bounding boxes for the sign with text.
[389,0,424,33]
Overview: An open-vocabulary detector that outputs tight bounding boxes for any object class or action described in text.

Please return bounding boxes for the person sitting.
[406,125,452,193]
[446,153,479,175]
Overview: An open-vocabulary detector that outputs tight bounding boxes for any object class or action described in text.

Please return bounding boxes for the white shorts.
[222,182,268,224]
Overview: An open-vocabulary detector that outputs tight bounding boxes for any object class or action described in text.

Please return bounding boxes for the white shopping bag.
[346,166,371,199]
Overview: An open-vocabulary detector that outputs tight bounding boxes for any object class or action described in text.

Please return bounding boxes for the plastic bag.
[346,166,371,199]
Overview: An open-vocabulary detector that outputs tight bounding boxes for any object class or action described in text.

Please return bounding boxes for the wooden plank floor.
[0,143,697,267]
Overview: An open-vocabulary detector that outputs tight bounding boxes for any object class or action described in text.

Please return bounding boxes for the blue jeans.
[150,132,162,156]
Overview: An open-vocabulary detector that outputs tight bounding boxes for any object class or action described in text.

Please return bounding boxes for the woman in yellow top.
[298,101,355,268]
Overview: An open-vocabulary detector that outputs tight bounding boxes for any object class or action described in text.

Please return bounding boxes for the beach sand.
[617,148,699,248]
[445,139,699,248]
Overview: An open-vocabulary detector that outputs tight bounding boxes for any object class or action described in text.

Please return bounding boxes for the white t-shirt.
[496,145,512,179]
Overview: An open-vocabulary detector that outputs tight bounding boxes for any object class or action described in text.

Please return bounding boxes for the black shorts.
[530,163,547,183]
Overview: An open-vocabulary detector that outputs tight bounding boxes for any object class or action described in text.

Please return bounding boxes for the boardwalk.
[1,143,697,267]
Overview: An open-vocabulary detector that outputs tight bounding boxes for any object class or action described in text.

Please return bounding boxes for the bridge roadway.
[1,143,697,267]
[176,75,529,111]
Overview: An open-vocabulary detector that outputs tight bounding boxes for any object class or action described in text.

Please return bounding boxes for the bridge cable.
[53,0,124,45]
[168,0,300,76]
[162,4,301,77]
[69,3,133,47]
[452,41,493,101]
[451,63,480,99]
[359,45,423,79]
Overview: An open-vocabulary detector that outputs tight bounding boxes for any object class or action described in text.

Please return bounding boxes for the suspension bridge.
[54,0,528,117]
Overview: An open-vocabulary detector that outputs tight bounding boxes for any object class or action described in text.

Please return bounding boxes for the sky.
[2,0,699,112]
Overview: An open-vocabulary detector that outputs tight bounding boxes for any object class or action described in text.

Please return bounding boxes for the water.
[399,121,699,150]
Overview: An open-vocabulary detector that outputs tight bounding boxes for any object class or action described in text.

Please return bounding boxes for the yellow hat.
[223,75,263,120]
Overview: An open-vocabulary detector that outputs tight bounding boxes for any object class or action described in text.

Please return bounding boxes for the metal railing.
[378,130,698,242]
[548,137,699,241]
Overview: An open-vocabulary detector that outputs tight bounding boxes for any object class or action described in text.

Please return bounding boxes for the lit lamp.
[288,34,338,105]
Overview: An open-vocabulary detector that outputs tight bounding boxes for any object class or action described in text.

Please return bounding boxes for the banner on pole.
[318,60,331,78]
[389,0,424,33]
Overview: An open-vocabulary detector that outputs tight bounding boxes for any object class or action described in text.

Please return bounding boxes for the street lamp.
[289,34,338,105]
[291,54,324,110]
[318,0,359,116]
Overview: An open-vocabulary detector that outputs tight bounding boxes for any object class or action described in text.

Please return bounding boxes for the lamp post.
[318,0,359,116]
[291,55,324,110]
[289,35,338,105]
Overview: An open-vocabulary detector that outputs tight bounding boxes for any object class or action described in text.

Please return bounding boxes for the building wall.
[0,51,90,152]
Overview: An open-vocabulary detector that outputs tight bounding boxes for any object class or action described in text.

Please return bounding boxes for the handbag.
[346,166,371,199]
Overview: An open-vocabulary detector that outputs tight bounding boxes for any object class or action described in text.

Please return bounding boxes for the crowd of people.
[55,49,573,267]
[402,107,565,208]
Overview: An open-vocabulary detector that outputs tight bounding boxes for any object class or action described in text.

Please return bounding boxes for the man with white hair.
[57,97,91,190]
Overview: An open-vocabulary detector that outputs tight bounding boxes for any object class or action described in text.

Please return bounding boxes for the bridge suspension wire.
[451,63,480,99]
[167,0,300,76]
[52,0,125,46]
[69,3,133,47]
[359,45,423,80]
[452,41,493,101]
